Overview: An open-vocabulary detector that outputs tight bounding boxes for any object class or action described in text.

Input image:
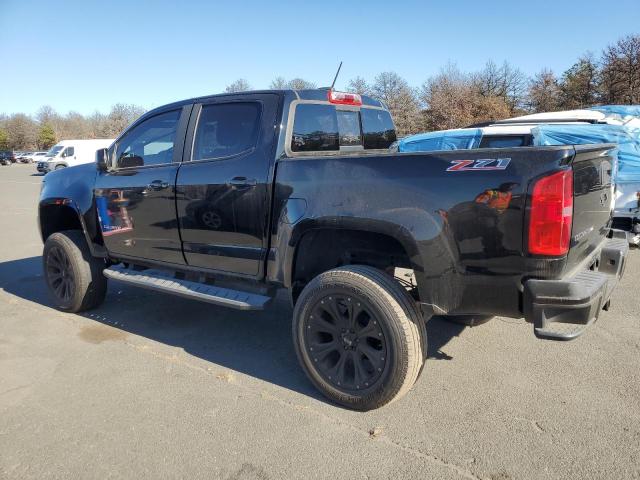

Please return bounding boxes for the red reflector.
[528,169,573,256]
[327,90,362,106]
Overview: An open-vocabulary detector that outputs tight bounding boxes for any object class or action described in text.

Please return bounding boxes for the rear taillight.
[528,169,573,256]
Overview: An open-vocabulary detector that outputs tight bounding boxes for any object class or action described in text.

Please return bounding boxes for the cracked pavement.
[1,164,639,479]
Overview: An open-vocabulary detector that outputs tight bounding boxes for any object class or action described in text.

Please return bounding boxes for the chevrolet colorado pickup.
[39,89,628,410]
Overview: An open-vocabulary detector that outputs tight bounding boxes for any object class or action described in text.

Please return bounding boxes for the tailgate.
[565,144,616,270]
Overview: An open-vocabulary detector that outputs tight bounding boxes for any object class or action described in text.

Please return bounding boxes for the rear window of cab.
[290,103,396,153]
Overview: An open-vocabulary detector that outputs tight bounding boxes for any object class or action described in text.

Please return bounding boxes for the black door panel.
[95,106,191,264]
[176,94,280,277]
[95,165,184,263]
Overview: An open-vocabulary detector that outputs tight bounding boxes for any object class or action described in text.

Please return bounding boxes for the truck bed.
[271,143,617,318]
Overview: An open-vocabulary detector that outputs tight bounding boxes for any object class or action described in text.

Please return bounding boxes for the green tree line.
[2,34,638,149]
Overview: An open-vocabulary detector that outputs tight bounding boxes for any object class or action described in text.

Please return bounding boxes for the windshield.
[46,145,64,157]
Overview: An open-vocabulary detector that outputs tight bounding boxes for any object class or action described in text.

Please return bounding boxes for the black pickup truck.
[39,89,628,410]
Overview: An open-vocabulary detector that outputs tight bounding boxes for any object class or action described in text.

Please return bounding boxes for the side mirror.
[96,148,108,172]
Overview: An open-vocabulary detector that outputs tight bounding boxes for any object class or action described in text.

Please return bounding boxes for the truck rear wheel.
[293,265,425,410]
[43,230,107,313]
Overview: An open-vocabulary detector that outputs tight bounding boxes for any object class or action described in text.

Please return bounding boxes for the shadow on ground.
[0,256,467,401]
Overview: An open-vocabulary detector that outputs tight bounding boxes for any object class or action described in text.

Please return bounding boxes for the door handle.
[227,177,257,189]
[147,180,169,191]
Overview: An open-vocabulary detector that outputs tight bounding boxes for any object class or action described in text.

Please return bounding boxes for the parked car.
[27,151,48,163]
[37,139,115,173]
[396,106,640,246]
[0,151,16,165]
[38,89,628,410]
[17,151,34,163]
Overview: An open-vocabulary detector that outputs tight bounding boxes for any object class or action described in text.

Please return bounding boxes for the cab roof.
[145,89,386,118]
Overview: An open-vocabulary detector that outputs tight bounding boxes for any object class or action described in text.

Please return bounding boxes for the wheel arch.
[285,218,424,305]
[39,198,104,257]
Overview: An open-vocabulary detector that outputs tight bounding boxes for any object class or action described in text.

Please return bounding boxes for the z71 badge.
[446,158,511,172]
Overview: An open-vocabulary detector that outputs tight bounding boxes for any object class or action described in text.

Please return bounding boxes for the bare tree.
[472,60,527,113]
[269,77,316,90]
[64,111,92,138]
[346,76,372,96]
[5,114,38,149]
[87,111,107,138]
[225,79,252,93]
[600,34,640,104]
[287,78,316,90]
[421,64,511,131]
[269,77,288,89]
[527,69,562,112]
[35,105,59,125]
[372,72,422,136]
[99,104,146,138]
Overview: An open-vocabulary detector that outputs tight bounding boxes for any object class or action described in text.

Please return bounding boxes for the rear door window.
[192,102,261,161]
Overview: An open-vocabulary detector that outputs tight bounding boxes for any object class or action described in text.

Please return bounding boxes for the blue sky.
[1,0,638,116]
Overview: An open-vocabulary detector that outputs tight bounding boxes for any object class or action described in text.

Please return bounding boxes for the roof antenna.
[329,61,343,91]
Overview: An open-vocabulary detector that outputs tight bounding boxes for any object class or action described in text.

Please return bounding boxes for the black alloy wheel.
[45,245,75,303]
[305,293,387,391]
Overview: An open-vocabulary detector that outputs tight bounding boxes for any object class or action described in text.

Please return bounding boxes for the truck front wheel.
[293,265,425,410]
[43,230,107,313]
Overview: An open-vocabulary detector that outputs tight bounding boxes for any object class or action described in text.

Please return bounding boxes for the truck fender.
[38,198,105,258]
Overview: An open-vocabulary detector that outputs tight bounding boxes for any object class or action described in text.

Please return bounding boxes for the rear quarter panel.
[269,146,577,317]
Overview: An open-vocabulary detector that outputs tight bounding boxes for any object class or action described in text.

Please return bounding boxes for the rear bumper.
[523,233,628,340]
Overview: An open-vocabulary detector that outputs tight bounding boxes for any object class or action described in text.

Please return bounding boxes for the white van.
[37,139,115,173]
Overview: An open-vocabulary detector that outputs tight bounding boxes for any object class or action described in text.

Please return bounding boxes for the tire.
[443,314,493,327]
[55,164,66,170]
[43,230,107,313]
[293,265,426,411]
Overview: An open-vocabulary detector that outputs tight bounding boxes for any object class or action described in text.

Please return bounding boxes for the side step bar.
[103,265,272,310]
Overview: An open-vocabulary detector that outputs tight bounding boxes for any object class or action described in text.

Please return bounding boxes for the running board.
[103,265,271,310]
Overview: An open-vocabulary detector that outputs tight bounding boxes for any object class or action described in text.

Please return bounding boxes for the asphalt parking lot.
[1,162,639,480]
